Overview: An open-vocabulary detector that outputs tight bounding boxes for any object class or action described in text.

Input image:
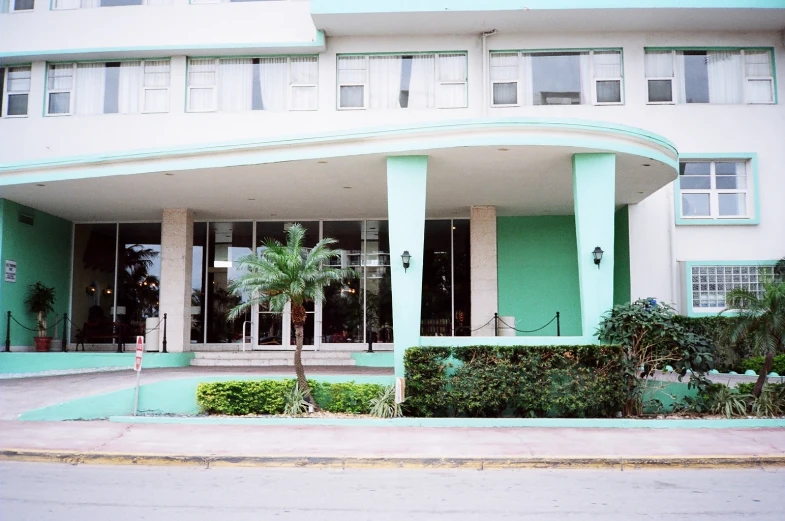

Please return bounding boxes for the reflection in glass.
[206,222,252,343]
[683,51,710,104]
[421,220,452,336]
[532,53,582,105]
[452,219,471,336]
[364,221,392,344]
[191,222,206,343]
[323,221,363,343]
[682,193,711,217]
[116,223,161,342]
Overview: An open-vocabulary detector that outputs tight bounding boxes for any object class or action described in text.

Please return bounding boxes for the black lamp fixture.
[401,250,411,272]
[592,247,604,268]
[85,284,96,296]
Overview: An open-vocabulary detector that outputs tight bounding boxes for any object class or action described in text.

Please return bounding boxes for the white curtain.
[674,52,686,103]
[337,56,366,108]
[644,51,673,78]
[707,51,742,104]
[437,53,467,108]
[490,53,519,105]
[258,58,287,111]
[578,54,592,104]
[369,56,402,109]
[74,63,105,115]
[218,59,253,112]
[188,59,216,112]
[745,51,773,103]
[407,55,435,108]
[290,56,318,110]
[52,0,80,8]
[143,60,170,113]
[118,61,142,114]
[593,51,621,78]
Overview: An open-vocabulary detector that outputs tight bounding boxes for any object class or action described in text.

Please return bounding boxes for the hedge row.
[403,345,627,418]
[671,315,755,372]
[196,379,385,415]
[741,355,785,375]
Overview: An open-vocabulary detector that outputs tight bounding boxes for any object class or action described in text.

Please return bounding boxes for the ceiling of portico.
[2,145,673,222]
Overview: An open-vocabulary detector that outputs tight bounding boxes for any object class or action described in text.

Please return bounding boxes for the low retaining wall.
[0,352,194,375]
[351,352,394,367]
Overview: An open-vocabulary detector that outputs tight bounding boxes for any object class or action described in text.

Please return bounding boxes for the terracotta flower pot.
[33,337,52,352]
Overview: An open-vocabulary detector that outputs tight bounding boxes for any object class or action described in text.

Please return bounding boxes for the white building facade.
[1,1,784,375]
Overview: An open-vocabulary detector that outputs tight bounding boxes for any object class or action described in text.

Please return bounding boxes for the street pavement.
[2,462,783,520]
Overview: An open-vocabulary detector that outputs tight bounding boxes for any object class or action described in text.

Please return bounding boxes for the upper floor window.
[679,160,752,220]
[1,66,31,117]
[191,0,282,3]
[490,50,623,107]
[645,49,775,104]
[337,53,468,110]
[690,264,775,313]
[10,0,35,11]
[53,0,172,8]
[46,60,170,116]
[186,56,317,112]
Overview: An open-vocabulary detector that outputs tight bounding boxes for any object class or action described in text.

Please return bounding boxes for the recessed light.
[164,173,175,176]
[270,214,277,217]
[36,183,45,187]
[497,148,509,152]
[637,191,645,194]
[247,198,256,201]
[642,164,651,167]
[343,186,352,189]
[318,160,328,164]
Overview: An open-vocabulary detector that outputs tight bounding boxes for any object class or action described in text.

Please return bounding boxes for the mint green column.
[573,154,616,337]
[387,156,427,376]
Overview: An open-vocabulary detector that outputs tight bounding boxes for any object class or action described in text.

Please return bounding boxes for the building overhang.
[0,118,679,222]
[311,1,785,35]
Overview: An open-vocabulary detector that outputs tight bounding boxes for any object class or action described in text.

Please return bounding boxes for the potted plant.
[26,282,56,352]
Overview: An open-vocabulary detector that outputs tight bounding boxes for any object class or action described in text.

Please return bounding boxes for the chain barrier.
[496,314,558,334]
[9,314,64,333]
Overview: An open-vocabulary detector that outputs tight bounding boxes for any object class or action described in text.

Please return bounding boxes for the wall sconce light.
[401,250,411,272]
[592,247,604,268]
[85,285,96,296]
[104,286,113,296]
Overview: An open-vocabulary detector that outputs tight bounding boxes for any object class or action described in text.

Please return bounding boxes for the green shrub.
[196,379,386,415]
[403,345,626,418]
[741,355,785,375]
[672,315,754,372]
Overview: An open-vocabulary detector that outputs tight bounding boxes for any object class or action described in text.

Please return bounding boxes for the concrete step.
[190,358,357,367]
[192,351,353,360]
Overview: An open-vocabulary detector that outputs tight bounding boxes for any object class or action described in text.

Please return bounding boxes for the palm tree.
[228,224,353,407]
[725,265,785,398]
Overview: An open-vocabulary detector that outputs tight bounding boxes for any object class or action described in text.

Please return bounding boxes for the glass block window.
[691,265,775,311]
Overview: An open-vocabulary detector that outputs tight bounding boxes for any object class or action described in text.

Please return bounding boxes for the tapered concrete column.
[470,205,498,336]
[160,209,194,353]
[573,154,615,337]
[387,156,427,376]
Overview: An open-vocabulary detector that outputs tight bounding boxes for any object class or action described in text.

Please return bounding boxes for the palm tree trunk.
[753,352,775,398]
[292,304,319,410]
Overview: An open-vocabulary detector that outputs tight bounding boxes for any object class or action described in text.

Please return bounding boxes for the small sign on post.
[133,336,144,416]
[394,377,405,418]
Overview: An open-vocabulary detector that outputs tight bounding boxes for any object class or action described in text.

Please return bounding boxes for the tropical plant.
[369,385,402,418]
[26,282,56,337]
[708,386,750,418]
[750,384,785,418]
[283,382,311,416]
[228,224,353,407]
[724,270,785,398]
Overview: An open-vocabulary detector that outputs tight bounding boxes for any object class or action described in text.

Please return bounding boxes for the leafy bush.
[701,383,785,418]
[403,345,627,418]
[369,386,402,418]
[741,355,785,375]
[673,315,753,372]
[196,379,385,415]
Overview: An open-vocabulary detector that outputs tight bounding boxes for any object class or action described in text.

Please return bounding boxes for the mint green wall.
[613,206,631,306]
[497,216,582,336]
[0,199,72,347]
[0,352,194,374]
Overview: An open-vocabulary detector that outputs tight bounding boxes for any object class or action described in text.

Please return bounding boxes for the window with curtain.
[45,60,171,116]
[186,56,318,112]
[490,50,622,107]
[336,53,468,110]
[52,0,171,9]
[1,66,31,117]
[679,160,751,219]
[11,0,34,10]
[645,49,775,104]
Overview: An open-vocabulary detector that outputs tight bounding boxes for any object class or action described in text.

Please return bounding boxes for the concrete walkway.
[1,368,784,469]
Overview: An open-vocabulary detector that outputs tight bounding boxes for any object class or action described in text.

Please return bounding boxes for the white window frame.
[689,264,775,314]
[52,0,161,9]
[645,49,776,105]
[337,55,368,110]
[2,65,31,118]
[436,53,468,109]
[679,160,751,220]
[490,49,623,108]
[46,63,76,117]
[141,60,171,114]
[288,56,319,112]
[11,0,35,11]
[186,58,218,113]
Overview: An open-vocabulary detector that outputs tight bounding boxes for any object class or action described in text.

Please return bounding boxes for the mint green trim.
[312,1,785,14]
[387,156,428,377]
[350,352,394,367]
[685,260,779,317]
[573,154,616,337]
[19,374,394,421]
[0,30,326,65]
[420,336,597,347]
[0,353,194,375]
[188,53,321,60]
[674,153,760,226]
[0,118,678,186]
[337,50,467,57]
[491,47,623,54]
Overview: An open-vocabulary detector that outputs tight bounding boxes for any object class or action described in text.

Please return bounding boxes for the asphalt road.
[1,462,783,520]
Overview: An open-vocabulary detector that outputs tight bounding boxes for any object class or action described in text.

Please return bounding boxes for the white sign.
[134,336,144,372]
[395,377,406,405]
[4,260,16,283]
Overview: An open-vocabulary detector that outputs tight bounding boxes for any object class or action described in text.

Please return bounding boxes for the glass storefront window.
[453,219,471,336]
[116,223,161,342]
[191,222,207,343]
[364,220,393,343]
[322,221,364,343]
[421,220,452,336]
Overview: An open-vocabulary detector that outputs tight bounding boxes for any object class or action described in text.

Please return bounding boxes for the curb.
[3,450,785,470]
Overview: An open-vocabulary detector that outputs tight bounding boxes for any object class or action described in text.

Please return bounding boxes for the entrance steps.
[190,351,357,367]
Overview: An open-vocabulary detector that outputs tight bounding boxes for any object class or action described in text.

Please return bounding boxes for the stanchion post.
[556,312,561,337]
[162,313,168,353]
[62,313,68,351]
[4,311,10,352]
[494,312,499,337]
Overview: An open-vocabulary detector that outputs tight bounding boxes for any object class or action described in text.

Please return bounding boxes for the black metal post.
[494,313,499,337]
[115,321,122,353]
[556,312,561,337]
[162,313,168,353]
[4,311,10,352]
[62,313,68,352]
